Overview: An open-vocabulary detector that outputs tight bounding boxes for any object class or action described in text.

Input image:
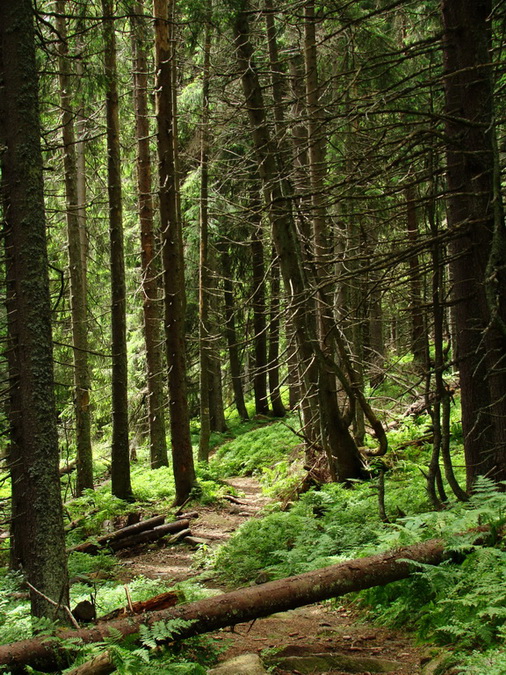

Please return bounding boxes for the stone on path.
[208,653,268,675]
[266,649,404,673]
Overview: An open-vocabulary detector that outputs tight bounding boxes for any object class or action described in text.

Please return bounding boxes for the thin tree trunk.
[207,244,228,432]
[220,243,249,420]
[269,249,286,417]
[232,3,363,481]
[428,167,468,502]
[56,3,93,494]
[405,183,426,368]
[0,0,70,619]
[264,1,286,419]
[153,0,196,502]
[131,1,168,469]
[199,7,212,461]
[102,0,133,500]
[250,191,270,416]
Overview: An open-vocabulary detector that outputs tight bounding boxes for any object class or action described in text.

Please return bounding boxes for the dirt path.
[120,477,427,674]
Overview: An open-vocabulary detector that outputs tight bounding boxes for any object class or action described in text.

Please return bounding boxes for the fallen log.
[0,537,450,673]
[97,591,179,623]
[70,517,188,555]
[59,460,77,476]
[108,519,190,551]
[98,515,165,545]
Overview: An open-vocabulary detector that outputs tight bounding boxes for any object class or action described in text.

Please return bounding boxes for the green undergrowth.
[210,469,506,673]
[208,415,300,478]
[0,569,222,674]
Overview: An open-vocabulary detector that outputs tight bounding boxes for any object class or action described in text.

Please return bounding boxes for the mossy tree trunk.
[0,0,70,619]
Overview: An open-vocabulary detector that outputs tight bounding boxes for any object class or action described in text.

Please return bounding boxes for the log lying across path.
[0,536,449,673]
[71,517,191,555]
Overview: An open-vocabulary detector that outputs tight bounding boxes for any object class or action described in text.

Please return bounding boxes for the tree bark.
[131,1,169,470]
[220,243,249,420]
[405,183,426,368]
[198,7,213,461]
[232,2,363,481]
[56,3,94,494]
[268,249,286,417]
[102,0,133,500]
[250,191,270,416]
[0,537,452,673]
[442,0,506,489]
[0,0,70,619]
[153,0,196,503]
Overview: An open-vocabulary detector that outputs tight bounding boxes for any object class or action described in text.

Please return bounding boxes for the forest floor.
[119,477,430,674]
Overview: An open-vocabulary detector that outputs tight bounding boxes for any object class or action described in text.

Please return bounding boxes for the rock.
[420,649,456,674]
[208,653,268,675]
[265,650,403,673]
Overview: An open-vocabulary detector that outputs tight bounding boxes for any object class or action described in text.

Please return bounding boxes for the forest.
[1,0,506,672]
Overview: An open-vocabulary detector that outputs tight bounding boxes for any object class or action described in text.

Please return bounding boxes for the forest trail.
[120,477,428,674]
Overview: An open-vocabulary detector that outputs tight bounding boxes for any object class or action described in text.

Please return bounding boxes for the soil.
[119,477,427,674]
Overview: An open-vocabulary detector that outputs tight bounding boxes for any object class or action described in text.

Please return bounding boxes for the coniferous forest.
[1,0,506,673]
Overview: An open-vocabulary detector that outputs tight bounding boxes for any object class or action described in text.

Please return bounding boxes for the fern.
[139,619,196,649]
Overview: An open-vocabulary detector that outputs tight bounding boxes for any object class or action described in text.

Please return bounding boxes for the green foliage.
[68,551,117,581]
[459,648,506,674]
[210,419,300,477]
[360,478,506,652]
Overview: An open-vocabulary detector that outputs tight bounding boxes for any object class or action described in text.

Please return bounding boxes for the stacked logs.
[71,514,194,555]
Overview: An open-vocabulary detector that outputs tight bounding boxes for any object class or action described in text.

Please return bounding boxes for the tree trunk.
[263,3,286,419]
[0,0,70,619]
[56,4,94,494]
[269,249,286,417]
[250,191,270,416]
[153,0,196,503]
[131,1,168,470]
[208,247,228,433]
[199,8,212,461]
[441,0,506,488]
[405,183,426,368]
[102,0,133,500]
[0,537,454,673]
[232,3,363,481]
[220,242,249,420]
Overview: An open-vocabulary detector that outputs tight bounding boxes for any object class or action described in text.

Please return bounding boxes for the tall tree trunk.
[0,0,70,619]
[131,0,168,469]
[405,183,426,368]
[199,7,212,461]
[220,242,249,420]
[153,0,196,502]
[263,0,286,419]
[303,1,368,458]
[56,3,94,494]
[102,0,133,500]
[232,3,363,481]
[442,0,506,488]
[207,244,228,433]
[250,191,270,416]
[269,249,286,417]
